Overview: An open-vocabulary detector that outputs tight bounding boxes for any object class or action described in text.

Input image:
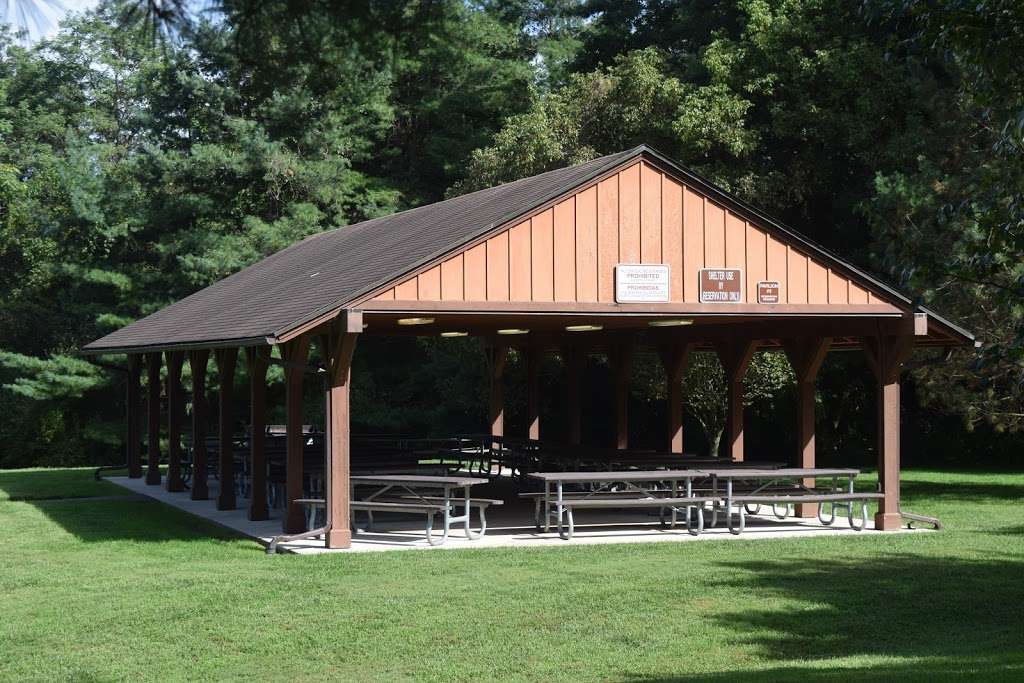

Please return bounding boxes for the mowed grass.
[0,468,1022,682]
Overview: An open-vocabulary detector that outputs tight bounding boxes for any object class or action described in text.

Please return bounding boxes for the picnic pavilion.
[83,145,974,549]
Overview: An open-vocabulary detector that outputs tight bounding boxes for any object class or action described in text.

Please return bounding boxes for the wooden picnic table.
[349,474,495,546]
[527,470,713,538]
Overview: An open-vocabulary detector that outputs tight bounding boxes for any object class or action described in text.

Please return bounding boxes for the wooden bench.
[729,492,886,533]
[548,496,717,539]
[519,490,672,528]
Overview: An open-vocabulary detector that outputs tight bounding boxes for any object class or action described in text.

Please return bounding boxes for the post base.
[326,528,352,549]
[248,507,269,522]
[874,511,902,531]
[166,479,184,493]
[145,469,161,485]
[795,503,818,518]
[216,497,235,511]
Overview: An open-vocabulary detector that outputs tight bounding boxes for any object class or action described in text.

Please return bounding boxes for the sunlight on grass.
[0,468,1021,681]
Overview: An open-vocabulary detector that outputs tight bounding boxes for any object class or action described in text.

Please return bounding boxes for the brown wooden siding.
[371,161,877,307]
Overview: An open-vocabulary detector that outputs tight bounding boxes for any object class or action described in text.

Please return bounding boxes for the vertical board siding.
[746,224,767,303]
[640,164,663,262]
[786,246,807,304]
[486,231,509,301]
[663,177,684,300]
[618,163,641,263]
[575,186,598,301]
[440,253,463,301]
[682,186,704,302]
[418,265,441,300]
[827,269,849,304]
[377,161,888,311]
[597,176,619,302]
[807,260,829,304]
[509,220,532,301]
[531,209,555,301]
[553,198,576,301]
[704,200,726,267]
[464,243,487,300]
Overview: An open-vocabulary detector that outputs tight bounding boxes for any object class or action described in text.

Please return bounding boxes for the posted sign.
[699,268,743,303]
[757,280,780,304]
[615,264,670,303]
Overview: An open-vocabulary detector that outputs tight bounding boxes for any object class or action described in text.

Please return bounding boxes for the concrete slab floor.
[107,476,926,555]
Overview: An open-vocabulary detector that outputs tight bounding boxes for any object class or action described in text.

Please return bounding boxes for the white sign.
[615,264,670,303]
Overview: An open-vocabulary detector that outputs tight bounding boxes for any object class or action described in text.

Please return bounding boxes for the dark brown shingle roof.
[83,148,641,353]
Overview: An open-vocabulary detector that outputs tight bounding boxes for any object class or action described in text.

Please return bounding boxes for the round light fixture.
[648,318,694,327]
[565,324,603,332]
[497,328,530,335]
[440,331,469,338]
[397,317,435,326]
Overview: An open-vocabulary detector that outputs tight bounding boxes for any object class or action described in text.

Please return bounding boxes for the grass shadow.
[900,479,1024,502]
[640,552,1024,681]
[27,498,246,545]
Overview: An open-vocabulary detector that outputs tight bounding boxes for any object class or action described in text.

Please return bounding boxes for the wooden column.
[487,343,509,438]
[659,344,689,454]
[245,347,269,521]
[562,346,585,446]
[783,338,831,517]
[164,351,185,492]
[188,350,210,500]
[281,336,310,534]
[324,313,360,549]
[715,339,756,462]
[609,343,633,450]
[215,347,238,511]
[145,353,162,485]
[126,354,142,478]
[865,334,913,531]
[526,348,541,440]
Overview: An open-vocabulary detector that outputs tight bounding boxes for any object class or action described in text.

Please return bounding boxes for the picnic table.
[349,474,500,546]
[698,467,882,533]
[525,470,715,539]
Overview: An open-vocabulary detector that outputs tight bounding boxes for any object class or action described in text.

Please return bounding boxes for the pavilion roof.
[83,145,973,354]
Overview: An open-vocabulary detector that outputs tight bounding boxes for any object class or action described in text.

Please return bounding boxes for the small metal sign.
[757,280,780,304]
[615,264,670,303]
[699,268,743,303]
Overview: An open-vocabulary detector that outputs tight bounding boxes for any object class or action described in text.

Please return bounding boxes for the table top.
[527,470,707,483]
[350,474,488,487]
[699,467,860,479]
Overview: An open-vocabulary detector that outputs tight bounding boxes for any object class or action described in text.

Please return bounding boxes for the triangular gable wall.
[365,160,884,307]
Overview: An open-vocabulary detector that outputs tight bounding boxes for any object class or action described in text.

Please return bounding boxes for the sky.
[1,0,99,43]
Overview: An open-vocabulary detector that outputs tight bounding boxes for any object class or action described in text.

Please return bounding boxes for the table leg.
[555,480,565,538]
[543,481,551,533]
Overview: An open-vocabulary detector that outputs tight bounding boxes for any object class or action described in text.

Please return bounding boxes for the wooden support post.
[215,347,238,511]
[145,353,162,485]
[563,346,585,446]
[609,344,633,450]
[324,315,360,549]
[658,345,690,454]
[188,350,210,500]
[164,351,185,492]
[281,336,310,534]
[526,348,541,441]
[486,342,509,438]
[783,338,831,517]
[126,354,142,478]
[245,347,269,521]
[715,340,756,462]
[865,334,913,530]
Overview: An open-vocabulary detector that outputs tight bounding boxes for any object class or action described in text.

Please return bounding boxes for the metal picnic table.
[527,470,711,537]
[349,474,493,545]
[699,467,862,533]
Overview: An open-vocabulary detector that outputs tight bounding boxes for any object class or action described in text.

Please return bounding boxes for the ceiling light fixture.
[397,317,435,326]
[440,331,469,338]
[648,318,694,327]
[565,324,603,332]
[497,328,530,335]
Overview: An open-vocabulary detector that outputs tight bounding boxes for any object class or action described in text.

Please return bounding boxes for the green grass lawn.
[0,468,1021,682]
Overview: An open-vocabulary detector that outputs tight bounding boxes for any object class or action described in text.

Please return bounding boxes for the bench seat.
[723,492,885,534]
[731,492,884,504]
